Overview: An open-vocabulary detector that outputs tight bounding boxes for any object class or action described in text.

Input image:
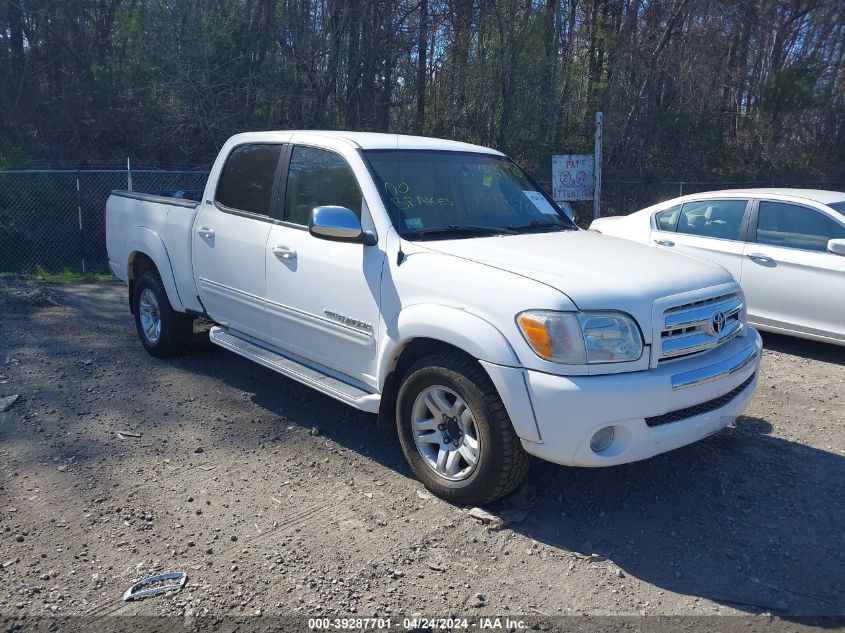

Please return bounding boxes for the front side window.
[756,201,845,252]
[285,146,363,226]
[363,150,576,238]
[215,144,283,216]
[676,199,748,240]
[654,205,681,231]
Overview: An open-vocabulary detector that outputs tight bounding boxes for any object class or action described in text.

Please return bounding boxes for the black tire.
[396,351,530,505]
[132,272,193,358]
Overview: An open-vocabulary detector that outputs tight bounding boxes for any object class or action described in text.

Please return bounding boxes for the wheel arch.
[379,304,521,387]
[125,228,184,313]
[376,306,540,443]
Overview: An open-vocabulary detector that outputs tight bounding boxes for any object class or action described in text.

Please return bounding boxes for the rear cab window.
[215,144,284,217]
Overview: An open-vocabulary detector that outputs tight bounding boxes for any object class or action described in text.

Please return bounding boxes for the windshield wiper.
[507,219,572,232]
[408,224,518,238]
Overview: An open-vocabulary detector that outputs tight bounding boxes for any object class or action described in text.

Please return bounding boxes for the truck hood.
[415,230,735,335]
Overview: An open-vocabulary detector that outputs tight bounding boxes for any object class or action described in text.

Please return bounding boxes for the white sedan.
[590,189,845,346]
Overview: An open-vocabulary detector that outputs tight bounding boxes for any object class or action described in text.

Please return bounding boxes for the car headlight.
[516,310,643,364]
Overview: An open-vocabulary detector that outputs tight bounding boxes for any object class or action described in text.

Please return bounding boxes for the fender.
[381,304,521,385]
[378,304,541,443]
[126,226,185,312]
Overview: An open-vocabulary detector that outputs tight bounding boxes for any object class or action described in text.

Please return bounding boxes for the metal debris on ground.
[117,430,141,439]
[0,395,20,412]
[122,571,188,602]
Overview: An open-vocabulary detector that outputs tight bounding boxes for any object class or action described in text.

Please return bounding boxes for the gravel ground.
[0,278,843,624]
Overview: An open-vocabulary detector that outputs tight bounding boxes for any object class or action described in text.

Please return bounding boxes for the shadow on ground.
[760,330,845,366]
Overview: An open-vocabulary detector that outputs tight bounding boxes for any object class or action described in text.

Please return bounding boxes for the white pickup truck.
[106,131,762,504]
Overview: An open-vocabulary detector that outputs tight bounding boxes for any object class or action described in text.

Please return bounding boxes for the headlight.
[516,310,643,364]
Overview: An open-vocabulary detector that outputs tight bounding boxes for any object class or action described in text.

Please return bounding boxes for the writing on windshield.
[364,150,574,238]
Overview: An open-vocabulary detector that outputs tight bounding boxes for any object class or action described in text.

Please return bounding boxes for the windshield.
[363,150,576,239]
[829,201,845,217]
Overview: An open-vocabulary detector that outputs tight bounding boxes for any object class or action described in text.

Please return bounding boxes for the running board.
[209,327,381,413]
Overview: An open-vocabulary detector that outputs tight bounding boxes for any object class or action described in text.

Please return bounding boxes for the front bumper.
[486,326,762,467]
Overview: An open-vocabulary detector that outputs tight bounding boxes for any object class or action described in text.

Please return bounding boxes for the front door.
[650,198,750,281]
[193,143,284,338]
[265,145,385,385]
[741,199,845,341]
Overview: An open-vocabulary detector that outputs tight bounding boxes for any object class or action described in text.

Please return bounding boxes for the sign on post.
[552,111,603,219]
[552,155,593,202]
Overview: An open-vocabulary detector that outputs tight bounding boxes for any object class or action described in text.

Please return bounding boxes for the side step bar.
[209,327,381,413]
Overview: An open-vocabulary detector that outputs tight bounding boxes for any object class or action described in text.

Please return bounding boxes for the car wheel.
[396,351,530,505]
[132,272,193,358]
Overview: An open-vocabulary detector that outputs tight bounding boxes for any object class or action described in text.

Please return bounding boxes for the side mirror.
[308,206,376,245]
[828,238,845,256]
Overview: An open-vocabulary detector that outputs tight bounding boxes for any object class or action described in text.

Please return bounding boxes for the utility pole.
[593,112,602,220]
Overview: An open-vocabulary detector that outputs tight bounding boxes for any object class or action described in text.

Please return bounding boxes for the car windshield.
[363,150,576,239]
[829,200,845,217]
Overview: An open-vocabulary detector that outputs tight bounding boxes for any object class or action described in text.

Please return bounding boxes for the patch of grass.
[1,268,116,284]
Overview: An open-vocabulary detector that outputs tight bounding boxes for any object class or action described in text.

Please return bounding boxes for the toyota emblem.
[709,311,726,335]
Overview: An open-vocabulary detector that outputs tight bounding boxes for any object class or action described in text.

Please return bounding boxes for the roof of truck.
[277,130,504,154]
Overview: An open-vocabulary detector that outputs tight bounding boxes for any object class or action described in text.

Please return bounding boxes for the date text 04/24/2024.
[307,618,528,630]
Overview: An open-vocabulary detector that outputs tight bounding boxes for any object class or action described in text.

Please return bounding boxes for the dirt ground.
[1,278,843,624]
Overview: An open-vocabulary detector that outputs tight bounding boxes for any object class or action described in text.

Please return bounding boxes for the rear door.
[192,143,285,339]
[649,198,751,281]
[741,199,845,341]
[264,144,385,385]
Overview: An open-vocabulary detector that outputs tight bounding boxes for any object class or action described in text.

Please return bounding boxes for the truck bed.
[106,189,203,314]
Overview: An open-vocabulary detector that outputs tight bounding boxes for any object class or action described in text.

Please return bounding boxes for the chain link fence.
[1,169,842,273]
[0,170,208,273]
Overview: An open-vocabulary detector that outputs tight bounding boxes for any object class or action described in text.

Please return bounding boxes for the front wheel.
[396,351,530,505]
[132,272,193,357]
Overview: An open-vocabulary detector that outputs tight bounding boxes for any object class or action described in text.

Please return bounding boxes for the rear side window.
[285,146,363,226]
[756,201,845,252]
[654,205,680,231]
[676,199,748,240]
[216,144,283,216]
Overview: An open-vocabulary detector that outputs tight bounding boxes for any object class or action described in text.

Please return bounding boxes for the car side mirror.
[308,206,376,245]
[828,238,845,256]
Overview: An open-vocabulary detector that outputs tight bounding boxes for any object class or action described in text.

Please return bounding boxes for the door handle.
[272,244,297,259]
[747,252,774,264]
[654,239,675,247]
[197,226,215,238]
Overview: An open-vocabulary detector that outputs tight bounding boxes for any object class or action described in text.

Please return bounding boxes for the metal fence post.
[76,172,86,273]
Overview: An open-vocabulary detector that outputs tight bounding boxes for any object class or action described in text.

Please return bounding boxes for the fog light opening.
[590,426,615,453]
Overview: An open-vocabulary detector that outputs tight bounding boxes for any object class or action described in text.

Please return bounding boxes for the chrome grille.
[658,292,744,361]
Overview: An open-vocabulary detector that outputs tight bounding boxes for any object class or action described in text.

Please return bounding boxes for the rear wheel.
[132,272,193,357]
[396,351,530,505]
